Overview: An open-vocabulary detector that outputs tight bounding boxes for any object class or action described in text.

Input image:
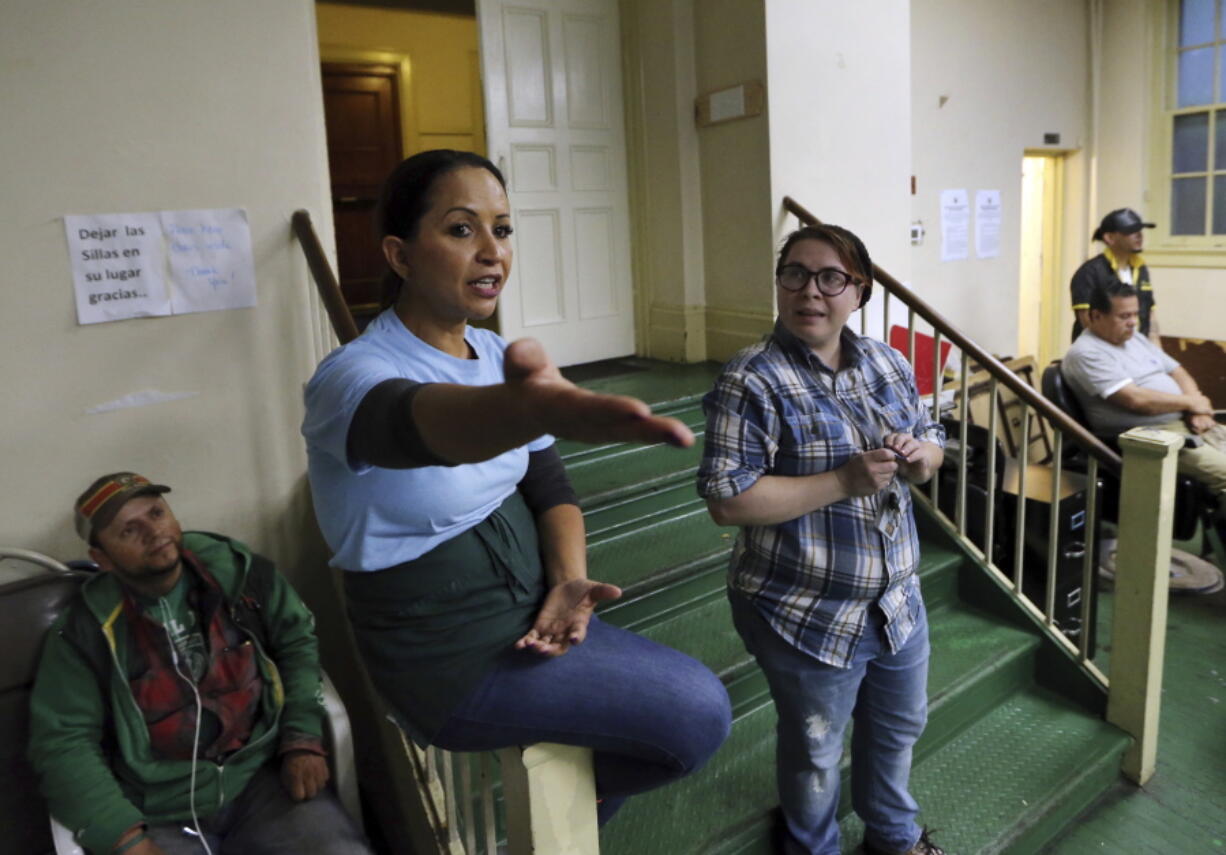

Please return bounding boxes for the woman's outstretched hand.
[504,338,695,448]
[516,578,622,657]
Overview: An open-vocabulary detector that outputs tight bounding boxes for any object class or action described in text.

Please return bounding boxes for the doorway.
[321,61,403,326]
[1018,152,1066,369]
[316,3,487,329]
[476,0,637,366]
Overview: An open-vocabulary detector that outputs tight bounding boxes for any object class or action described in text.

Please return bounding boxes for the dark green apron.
[343,491,544,744]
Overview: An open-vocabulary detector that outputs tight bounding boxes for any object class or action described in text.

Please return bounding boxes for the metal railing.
[394,727,598,854]
[396,731,501,854]
[783,195,1124,682]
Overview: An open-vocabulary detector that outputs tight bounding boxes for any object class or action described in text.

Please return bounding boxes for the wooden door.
[477,0,635,366]
[321,62,403,326]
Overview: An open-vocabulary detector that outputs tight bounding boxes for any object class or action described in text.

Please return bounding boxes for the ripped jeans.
[729,590,930,855]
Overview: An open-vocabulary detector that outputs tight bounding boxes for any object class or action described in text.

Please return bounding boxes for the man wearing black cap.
[1070,208,1159,342]
[27,473,370,855]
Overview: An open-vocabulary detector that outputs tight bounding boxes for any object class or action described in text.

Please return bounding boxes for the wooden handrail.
[291,209,360,345]
[782,196,1122,472]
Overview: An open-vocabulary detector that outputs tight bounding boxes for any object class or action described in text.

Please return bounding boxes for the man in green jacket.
[28,473,370,855]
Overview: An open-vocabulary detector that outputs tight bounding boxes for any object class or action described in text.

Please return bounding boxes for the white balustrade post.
[499,743,599,855]
[1106,427,1182,785]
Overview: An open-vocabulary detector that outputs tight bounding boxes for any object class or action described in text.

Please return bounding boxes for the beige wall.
[1098,0,1226,341]
[694,0,775,360]
[1096,0,1150,217]
[767,0,913,346]
[622,0,707,361]
[316,2,485,156]
[0,0,335,571]
[911,0,1090,356]
[0,5,430,847]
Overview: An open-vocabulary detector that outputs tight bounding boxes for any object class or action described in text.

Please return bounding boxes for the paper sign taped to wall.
[940,189,969,262]
[975,190,1002,259]
[64,213,172,324]
[64,208,257,325]
[161,208,257,314]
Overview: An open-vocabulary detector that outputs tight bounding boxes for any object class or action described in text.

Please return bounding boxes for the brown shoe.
[863,826,945,855]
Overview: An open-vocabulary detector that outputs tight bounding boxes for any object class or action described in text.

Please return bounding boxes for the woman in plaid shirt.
[698,224,945,855]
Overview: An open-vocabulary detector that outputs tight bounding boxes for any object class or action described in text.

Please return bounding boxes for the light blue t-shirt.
[302,309,552,571]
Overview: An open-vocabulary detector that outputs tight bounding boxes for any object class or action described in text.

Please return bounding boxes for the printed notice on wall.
[975,190,1002,259]
[939,189,969,262]
[65,213,172,324]
[65,208,256,325]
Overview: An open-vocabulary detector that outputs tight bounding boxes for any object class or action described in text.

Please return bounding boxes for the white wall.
[766,0,913,344]
[0,1,335,571]
[911,0,1090,355]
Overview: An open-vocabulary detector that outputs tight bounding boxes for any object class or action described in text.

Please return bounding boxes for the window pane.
[1215,111,1226,168]
[1214,175,1226,233]
[1172,176,1208,234]
[1179,48,1215,106]
[1182,0,1215,46]
[1219,45,1226,101]
[1174,112,1210,172]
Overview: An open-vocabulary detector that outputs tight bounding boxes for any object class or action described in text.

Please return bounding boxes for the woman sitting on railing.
[301,149,731,824]
[698,224,946,855]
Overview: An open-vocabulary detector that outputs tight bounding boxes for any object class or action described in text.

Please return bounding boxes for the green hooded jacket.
[27,531,324,854]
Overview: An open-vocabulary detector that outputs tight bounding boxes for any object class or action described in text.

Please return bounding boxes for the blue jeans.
[730,590,930,855]
[431,615,732,824]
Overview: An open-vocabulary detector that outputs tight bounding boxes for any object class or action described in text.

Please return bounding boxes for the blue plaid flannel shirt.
[697,322,945,668]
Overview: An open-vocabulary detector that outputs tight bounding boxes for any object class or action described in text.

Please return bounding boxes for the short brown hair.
[775,224,874,307]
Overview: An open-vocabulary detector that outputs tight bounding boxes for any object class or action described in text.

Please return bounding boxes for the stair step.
[585,483,736,592]
[600,604,1044,855]
[630,580,747,682]
[571,359,1121,855]
[915,540,962,611]
[921,605,1041,755]
[837,687,1129,854]
[599,691,778,855]
[600,545,972,703]
[565,408,707,508]
[564,358,722,405]
[559,399,705,459]
[556,399,706,467]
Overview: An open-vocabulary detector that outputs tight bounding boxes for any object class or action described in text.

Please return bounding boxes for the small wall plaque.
[695,80,765,128]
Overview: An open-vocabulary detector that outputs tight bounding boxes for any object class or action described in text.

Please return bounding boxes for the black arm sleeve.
[517,446,579,515]
[346,378,458,469]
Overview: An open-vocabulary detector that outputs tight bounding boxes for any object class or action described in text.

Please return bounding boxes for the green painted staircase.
[557,359,1131,855]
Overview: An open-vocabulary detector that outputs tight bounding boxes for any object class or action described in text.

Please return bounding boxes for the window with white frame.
[1169,0,1226,235]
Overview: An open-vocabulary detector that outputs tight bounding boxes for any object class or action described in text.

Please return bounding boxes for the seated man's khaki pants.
[1152,419,1226,497]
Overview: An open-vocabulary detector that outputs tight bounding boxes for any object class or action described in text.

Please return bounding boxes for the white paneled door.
[477,0,635,366]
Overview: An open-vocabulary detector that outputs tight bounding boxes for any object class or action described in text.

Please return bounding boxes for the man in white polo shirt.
[1062,281,1226,498]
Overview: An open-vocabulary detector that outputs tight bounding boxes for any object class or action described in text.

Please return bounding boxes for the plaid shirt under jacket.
[698,322,945,668]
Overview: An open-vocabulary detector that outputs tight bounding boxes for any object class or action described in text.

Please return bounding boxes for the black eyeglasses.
[775,264,862,296]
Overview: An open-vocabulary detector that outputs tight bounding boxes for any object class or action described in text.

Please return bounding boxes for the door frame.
[319,46,417,155]
[1020,149,1068,369]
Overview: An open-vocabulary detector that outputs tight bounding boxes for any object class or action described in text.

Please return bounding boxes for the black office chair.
[1041,360,1213,548]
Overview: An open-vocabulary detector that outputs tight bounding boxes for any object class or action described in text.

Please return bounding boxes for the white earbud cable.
[160,599,214,855]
